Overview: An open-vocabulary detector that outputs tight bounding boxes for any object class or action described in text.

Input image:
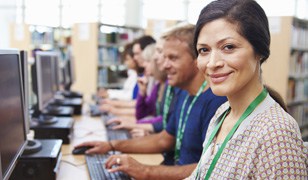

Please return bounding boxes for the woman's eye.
[223,44,234,50]
[198,48,208,54]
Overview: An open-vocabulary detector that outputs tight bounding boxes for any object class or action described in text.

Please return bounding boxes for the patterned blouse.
[187,95,308,179]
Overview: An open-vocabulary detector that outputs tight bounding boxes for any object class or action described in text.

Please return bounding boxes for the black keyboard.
[85,154,131,180]
[90,104,102,117]
[107,129,131,141]
[101,114,113,125]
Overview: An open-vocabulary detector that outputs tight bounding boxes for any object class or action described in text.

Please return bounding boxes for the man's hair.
[161,23,196,59]
[134,35,156,50]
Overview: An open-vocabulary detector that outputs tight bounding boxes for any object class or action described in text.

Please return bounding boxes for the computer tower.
[30,117,74,144]
[9,139,62,180]
[50,98,83,115]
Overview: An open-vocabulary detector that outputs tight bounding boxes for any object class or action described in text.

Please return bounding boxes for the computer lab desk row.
[56,114,164,180]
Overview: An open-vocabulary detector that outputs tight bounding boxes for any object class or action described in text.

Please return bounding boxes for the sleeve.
[137,115,162,124]
[135,83,159,119]
[107,88,134,100]
[107,70,137,100]
[152,121,163,133]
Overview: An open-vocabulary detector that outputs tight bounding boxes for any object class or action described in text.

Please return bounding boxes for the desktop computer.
[9,139,62,180]
[30,117,74,144]
[50,97,83,115]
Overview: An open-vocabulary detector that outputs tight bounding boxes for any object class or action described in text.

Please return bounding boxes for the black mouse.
[72,146,93,155]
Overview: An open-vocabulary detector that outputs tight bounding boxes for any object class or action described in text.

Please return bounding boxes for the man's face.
[163,38,198,89]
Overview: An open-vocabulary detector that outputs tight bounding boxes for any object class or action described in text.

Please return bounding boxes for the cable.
[60,159,86,167]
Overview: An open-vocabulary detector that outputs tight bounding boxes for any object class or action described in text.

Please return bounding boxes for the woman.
[188,0,308,179]
[106,42,170,137]
[98,42,138,117]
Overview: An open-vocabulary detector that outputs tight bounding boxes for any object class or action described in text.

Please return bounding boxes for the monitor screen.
[62,60,71,89]
[68,56,76,85]
[0,49,27,180]
[34,51,55,111]
[51,54,60,92]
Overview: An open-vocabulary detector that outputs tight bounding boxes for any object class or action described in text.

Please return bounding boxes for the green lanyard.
[174,81,208,163]
[162,85,173,129]
[156,100,161,116]
[195,88,268,179]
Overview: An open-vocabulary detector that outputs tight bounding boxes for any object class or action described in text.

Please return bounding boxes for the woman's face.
[124,54,137,70]
[196,18,260,97]
[143,59,154,76]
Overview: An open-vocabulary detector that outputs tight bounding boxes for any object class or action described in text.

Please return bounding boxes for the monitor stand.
[38,114,58,125]
[43,105,74,117]
[23,139,43,155]
[60,90,83,98]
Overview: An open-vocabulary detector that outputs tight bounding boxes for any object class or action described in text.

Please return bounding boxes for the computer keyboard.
[101,114,113,125]
[85,154,131,180]
[107,129,131,141]
[90,104,102,117]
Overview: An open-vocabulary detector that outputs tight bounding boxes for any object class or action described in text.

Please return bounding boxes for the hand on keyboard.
[74,141,113,154]
[105,154,147,179]
[106,117,136,130]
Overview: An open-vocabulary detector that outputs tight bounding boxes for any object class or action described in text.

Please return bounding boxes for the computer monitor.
[20,50,31,134]
[20,50,42,154]
[0,49,27,180]
[62,56,76,91]
[32,51,55,113]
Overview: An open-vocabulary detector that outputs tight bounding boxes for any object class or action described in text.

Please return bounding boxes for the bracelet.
[108,141,115,151]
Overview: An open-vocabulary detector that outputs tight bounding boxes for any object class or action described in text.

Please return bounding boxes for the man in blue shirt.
[76,24,227,179]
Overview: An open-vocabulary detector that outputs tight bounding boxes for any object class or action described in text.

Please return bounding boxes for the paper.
[78,23,90,41]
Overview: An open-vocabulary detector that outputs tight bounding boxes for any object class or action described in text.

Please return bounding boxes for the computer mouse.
[72,146,93,155]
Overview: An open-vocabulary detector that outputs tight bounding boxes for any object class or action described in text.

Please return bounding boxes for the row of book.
[289,51,308,77]
[291,23,308,49]
[287,78,308,103]
[288,104,308,128]
[31,30,55,47]
[98,46,121,66]
[97,68,118,87]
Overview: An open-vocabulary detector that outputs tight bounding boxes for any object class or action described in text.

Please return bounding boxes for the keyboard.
[85,154,131,180]
[107,129,131,141]
[101,114,114,125]
[90,104,102,117]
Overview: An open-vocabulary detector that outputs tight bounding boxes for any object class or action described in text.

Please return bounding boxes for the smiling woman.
[186,0,308,179]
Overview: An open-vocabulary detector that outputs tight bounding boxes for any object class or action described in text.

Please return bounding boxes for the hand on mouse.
[74,141,113,154]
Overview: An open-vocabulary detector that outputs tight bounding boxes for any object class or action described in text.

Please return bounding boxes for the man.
[76,24,226,179]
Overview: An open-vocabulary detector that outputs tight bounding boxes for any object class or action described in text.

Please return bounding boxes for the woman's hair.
[121,42,134,61]
[142,43,167,81]
[194,0,270,64]
[264,85,288,112]
[194,0,287,110]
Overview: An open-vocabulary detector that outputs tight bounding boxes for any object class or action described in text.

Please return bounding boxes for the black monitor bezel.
[20,50,31,134]
[0,49,27,180]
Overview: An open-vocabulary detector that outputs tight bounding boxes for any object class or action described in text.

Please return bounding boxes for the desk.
[56,114,163,180]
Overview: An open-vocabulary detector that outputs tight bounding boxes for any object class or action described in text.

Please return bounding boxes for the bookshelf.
[97,23,143,88]
[263,16,308,140]
[71,23,143,97]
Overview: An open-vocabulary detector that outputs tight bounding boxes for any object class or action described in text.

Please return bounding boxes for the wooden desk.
[56,114,163,180]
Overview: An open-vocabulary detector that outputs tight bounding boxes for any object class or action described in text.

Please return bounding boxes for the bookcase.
[97,23,143,88]
[10,24,72,59]
[71,23,143,98]
[262,16,308,140]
